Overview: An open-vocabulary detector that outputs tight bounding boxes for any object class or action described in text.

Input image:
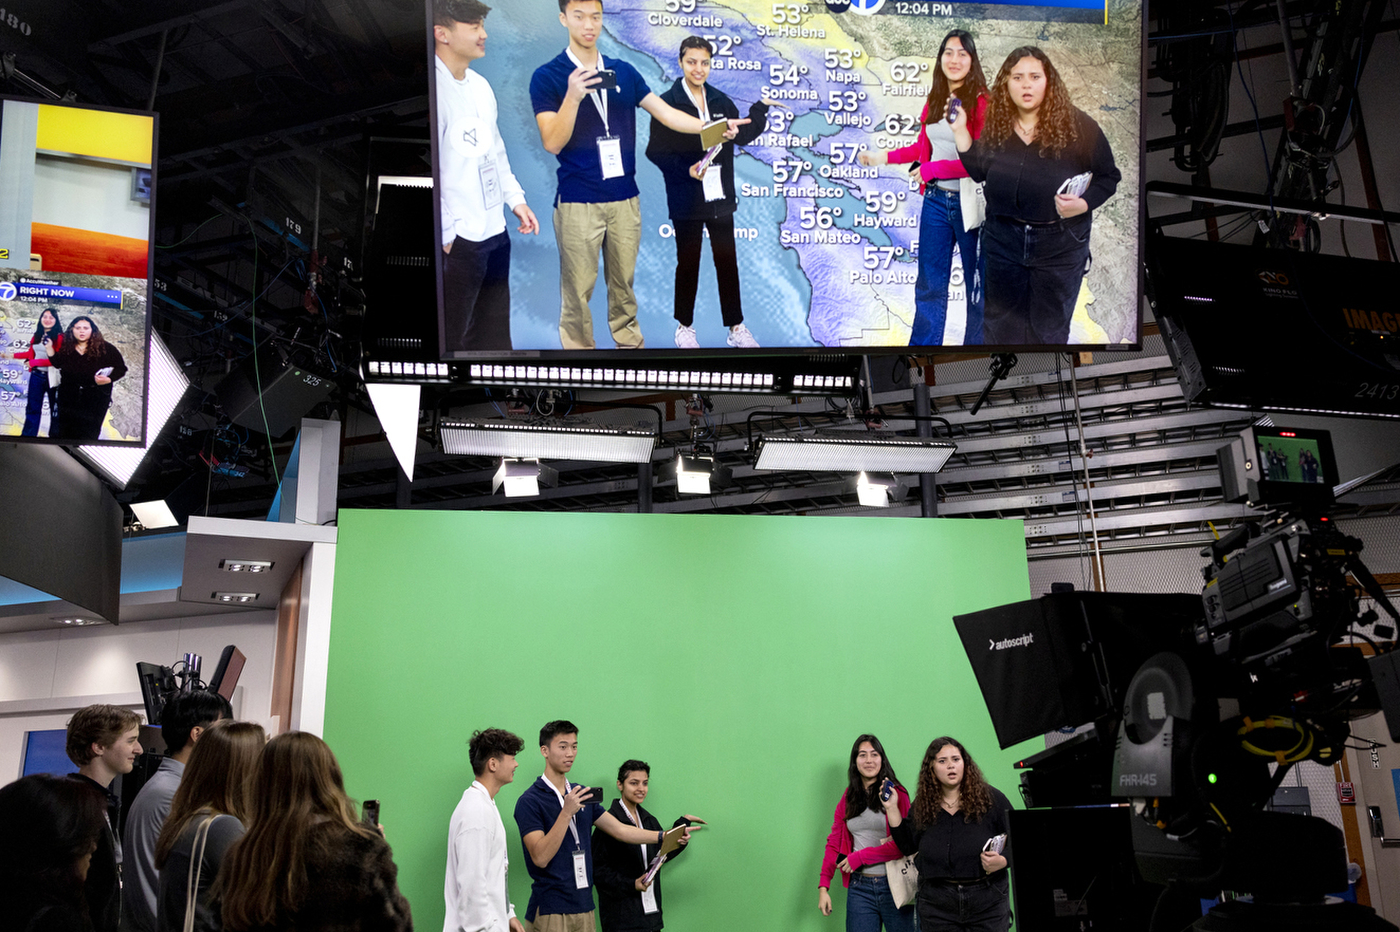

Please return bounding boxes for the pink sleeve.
[885,102,932,167]
[818,792,846,888]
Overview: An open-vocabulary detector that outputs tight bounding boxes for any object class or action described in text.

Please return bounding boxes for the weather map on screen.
[430,0,1141,356]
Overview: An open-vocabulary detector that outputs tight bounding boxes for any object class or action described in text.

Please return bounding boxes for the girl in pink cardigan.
[817,734,915,932]
[861,30,990,346]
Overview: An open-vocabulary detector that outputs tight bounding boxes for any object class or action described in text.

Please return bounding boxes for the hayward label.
[988,633,1035,651]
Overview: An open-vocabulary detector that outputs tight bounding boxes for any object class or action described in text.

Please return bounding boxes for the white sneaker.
[726,323,759,348]
[674,323,700,349]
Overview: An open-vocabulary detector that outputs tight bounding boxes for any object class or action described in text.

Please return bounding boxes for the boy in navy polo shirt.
[530,0,747,350]
[514,720,689,932]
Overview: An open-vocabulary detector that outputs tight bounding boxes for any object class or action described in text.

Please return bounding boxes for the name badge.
[701,164,724,202]
[641,884,659,914]
[479,158,503,211]
[573,848,588,889]
[598,136,624,180]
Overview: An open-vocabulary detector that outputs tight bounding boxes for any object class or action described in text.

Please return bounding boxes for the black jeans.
[917,876,1011,932]
[673,215,743,328]
[442,231,512,352]
[982,213,1092,345]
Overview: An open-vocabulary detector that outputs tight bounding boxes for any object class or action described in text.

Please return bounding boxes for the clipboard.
[699,119,729,149]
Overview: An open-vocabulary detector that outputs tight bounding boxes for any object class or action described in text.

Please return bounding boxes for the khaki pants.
[554,198,644,349]
[524,911,596,932]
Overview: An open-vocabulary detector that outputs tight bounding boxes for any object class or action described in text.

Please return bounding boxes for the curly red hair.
[980,46,1079,157]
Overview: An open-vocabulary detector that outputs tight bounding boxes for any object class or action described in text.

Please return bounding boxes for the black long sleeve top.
[960,107,1120,224]
[645,79,768,221]
[890,787,1014,882]
[591,801,689,932]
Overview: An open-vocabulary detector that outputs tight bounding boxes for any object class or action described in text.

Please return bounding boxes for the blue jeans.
[913,186,984,346]
[847,873,917,932]
[22,368,57,437]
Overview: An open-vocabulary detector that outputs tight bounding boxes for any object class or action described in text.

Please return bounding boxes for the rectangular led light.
[75,332,190,489]
[211,592,259,603]
[754,435,957,473]
[220,560,274,573]
[441,421,656,463]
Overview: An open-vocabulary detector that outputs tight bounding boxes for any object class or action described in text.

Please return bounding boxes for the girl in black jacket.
[645,36,772,349]
[592,760,702,932]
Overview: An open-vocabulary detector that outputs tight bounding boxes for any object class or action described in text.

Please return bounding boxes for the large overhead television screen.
[0,97,154,444]
[429,0,1142,357]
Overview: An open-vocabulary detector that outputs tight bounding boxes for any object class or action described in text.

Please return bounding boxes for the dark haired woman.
[817,735,915,932]
[862,30,989,346]
[155,720,266,932]
[2,307,63,435]
[592,759,702,932]
[216,732,411,932]
[48,316,127,441]
[953,46,1120,346]
[0,773,109,932]
[884,737,1012,931]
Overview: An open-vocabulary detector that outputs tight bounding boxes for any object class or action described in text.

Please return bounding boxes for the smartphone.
[593,69,617,91]
[581,786,605,803]
[362,799,380,827]
[879,778,894,802]
[946,97,962,124]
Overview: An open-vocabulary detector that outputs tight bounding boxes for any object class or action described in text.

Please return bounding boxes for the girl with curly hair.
[860,30,990,346]
[951,46,1120,346]
[883,737,1013,931]
[816,734,916,932]
[48,316,128,441]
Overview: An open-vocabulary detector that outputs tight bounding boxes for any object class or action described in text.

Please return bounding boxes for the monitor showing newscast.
[428,0,1142,357]
[0,97,155,445]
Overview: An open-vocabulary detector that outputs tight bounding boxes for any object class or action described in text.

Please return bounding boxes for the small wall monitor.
[0,96,156,444]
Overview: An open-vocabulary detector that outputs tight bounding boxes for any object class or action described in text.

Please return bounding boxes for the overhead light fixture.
[753,435,958,473]
[855,472,909,508]
[492,459,558,498]
[212,592,259,603]
[130,499,180,529]
[441,420,656,464]
[463,362,858,395]
[75,332,191,488]
[53,616,102,627]
[220,560,274,573]
[660,453,733,495]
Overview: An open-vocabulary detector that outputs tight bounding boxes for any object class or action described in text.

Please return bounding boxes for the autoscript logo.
[988,633,1034,650]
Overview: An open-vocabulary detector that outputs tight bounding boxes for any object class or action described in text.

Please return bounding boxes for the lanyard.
[687,84,709,123]
[541,777,581,848]
[565,48,610,136]
[618,800,648,861]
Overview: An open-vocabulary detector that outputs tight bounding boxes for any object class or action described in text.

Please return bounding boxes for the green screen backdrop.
[325,509,1035,932]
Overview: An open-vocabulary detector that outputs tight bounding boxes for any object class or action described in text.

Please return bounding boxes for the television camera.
[136,645,246,728]
[955,425,1400,931]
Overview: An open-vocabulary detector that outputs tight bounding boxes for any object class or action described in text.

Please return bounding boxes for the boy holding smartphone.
[514,721,688,932]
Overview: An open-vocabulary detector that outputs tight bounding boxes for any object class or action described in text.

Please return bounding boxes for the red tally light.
[1320,516,1330,522]
[1280,431,1297,437]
